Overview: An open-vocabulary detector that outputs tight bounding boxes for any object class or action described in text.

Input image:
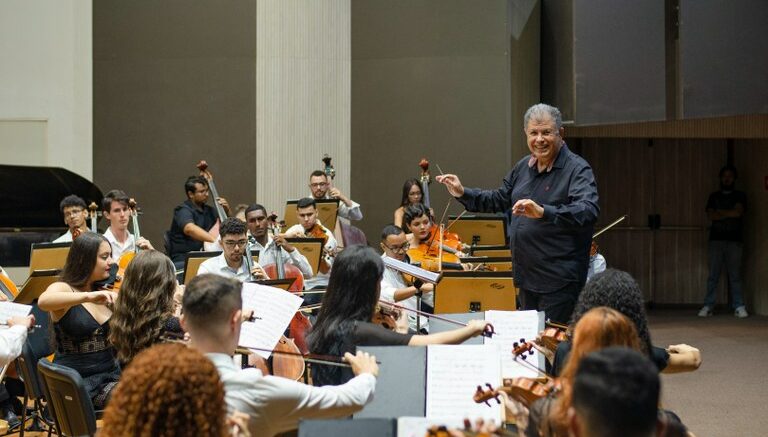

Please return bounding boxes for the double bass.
[196,160,227,251]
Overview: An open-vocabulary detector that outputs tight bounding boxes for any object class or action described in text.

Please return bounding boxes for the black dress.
[53,305,121,409]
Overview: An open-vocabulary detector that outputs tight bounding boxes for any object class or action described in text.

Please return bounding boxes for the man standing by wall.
[436,103,599,323]
[699,166,748,318]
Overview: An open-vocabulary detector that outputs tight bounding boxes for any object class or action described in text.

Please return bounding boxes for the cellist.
[101,189,154,259]
[244,203,313,279]
[196,218,267,281]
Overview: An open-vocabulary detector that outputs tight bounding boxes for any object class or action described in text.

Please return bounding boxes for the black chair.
[14,302,55,436]
[37,360,101,437]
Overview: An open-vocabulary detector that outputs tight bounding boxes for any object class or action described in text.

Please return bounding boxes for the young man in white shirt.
[284,198,337,290]
[181,274,378,437]
[197,218,266,282]
[308,170,363,221]
[101,190,154,260]
[244,204,313,279]
[52,195,89,243]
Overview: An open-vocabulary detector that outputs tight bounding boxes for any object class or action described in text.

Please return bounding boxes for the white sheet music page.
[0,301,32,323]
[426,344,501,423]
[238,282,303,359]
[396,417,467,437]
[484,310,542,378]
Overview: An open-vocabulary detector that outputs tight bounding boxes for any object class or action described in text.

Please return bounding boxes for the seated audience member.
[38,232,121,409]
[109,250,183,367]
[100,343,248,437]
[53,194,89,242]
[181,274,379,437]
[308,245,488,387]
[549,269,701,376]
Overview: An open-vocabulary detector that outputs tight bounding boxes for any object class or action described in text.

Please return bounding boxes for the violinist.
[181,274,380,437]
[167,175,230,268]
[380,224,434,333]
[197,218,267,282]
[307,246,488,387]
[393,178,433,229]
[101,189,154,259]
[244,204,313,279]
[52,194,90,242]
[548,269,701,377]
[403,203,467,262]
[284,197,337,289]
[308,170,363,221]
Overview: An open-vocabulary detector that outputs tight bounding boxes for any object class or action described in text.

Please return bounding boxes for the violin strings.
[513,354,550,379]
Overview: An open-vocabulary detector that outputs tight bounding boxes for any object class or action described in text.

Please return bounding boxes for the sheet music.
[426,344,501,422]
[238,282,303,359]
[396,417,467,437]
[0,301,32,323]
[484,310,543,378]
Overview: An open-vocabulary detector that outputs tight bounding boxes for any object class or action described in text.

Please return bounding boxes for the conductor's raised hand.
[511,199,544,219]
[344,351,379,377]
[435,174,465,197]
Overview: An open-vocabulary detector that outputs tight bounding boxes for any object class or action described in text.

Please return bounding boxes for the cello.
[261,215,305,293]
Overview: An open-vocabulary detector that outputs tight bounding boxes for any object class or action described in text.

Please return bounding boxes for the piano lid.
[0,164,104,228]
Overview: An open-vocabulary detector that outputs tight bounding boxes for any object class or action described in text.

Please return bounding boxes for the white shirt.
[285,222,337,289]
[587,253,607,281]
[53,230,74,243]
[249,234,314,279]
[0,325,28,367]
[380,254,433,332]
[197,253,255,282]
[103,227,136,260]
[313,193,363,221]
[207,353,375,437]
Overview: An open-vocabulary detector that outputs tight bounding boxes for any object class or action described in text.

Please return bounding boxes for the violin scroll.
[512,338,535,360]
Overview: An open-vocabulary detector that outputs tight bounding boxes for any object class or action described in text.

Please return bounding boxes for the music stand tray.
[447,214,507,246]
[469,245,511,257]
[14,269,61,304]
[283,199,339,231]
[434,271,516,314]
[28,242,71,274]
[461,256,513,272]
[284,238,325,274]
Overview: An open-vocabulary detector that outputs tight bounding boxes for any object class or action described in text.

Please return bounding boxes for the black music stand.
[354,346,426,419]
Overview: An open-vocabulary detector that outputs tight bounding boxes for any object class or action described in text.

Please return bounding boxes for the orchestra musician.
[284,197,337,289]
[181,274,380,437]
[0,300,35,429]
[308,169,363,221]
[101,189,154,259]
[244,204,313,279]
[109,250,184,367]
[436,103,599,324]
[393,178,432,229]
[38,232,121,409]
[197,218,267,282]
[52,194,90,242]
[402,203,467,260]
[307,246,488,387]
[380,224,434,333]
[167,175,230,269]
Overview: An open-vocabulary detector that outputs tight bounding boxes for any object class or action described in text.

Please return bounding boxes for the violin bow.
[377,299,497,338]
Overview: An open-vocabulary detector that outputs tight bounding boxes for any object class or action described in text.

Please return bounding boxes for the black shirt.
[551,340,669,376]
[167,199,218,262]
[459,144,599,292]
[311,321,412,387]
[706,190,746,242]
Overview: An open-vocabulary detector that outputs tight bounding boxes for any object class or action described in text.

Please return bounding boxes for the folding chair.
[37,360,102,437]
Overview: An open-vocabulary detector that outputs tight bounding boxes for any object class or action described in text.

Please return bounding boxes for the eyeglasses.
[222,239,248,248]
[63,209,84,218]
[382,242,410,253]
[310,183,328,188]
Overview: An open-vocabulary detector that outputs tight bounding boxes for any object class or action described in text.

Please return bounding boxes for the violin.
[305,223,335,273]
[474,377,560,408]
[407,223,463,271]
[419,158,432,209]
[372,304,402,331]
[535,320,569,351]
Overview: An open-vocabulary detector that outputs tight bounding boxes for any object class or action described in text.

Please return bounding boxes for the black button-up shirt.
[167,199,218,262]
[459,144,599,293]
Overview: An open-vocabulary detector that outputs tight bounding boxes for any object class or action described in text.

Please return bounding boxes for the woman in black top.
[39,232,121,408]
[109,250,184,367]
[549,269,701,376]
[307,245,487,386]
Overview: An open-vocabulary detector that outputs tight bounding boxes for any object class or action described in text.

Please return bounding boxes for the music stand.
[469,244,511,257]
[433,271,516,314]
[28,242,71,274]
[462,256,513,272]
[14,269,61,304]
[181,250,261,284]
[250,278,295,291]
[283,199,339,231]
[447,214,507,246]
[284,238,325,273]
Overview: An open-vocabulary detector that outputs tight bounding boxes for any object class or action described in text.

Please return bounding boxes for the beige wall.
[0,0,92,179]
[256,0,351,212]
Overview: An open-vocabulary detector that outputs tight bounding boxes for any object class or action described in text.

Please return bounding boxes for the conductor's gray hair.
[523,103,563,131]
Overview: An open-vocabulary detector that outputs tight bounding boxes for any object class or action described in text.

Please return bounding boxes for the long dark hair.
[307,245,384,354]
[60,232,110,289]
[110,251,177,365]
[569,269,653,355]
[400,178,424,207]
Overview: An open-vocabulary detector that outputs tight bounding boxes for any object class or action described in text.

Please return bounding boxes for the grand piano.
[0,164,103,267]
